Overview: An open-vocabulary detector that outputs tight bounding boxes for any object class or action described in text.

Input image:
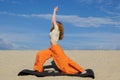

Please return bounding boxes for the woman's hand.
[54,6,58,12]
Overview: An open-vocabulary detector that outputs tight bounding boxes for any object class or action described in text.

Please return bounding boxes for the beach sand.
[0,50,120,80]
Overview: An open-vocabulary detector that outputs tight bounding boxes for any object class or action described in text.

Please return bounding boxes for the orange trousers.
[33,44,85,74]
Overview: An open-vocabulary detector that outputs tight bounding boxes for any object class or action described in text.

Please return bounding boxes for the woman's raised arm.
[52,6,58,28]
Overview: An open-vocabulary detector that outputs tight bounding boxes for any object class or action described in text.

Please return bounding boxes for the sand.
[0,50,120,80]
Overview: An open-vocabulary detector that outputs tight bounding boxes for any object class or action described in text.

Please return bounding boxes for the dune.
[0,50,120,80]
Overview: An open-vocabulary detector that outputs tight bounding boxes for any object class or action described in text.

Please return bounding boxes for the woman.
[33,6,86,74]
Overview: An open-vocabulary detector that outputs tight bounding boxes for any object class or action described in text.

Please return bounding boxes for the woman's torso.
[49,25,60,42]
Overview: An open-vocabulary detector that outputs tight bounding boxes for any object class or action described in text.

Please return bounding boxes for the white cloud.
[65,32,120,39]
[76,0,113,5]
[0,0,4,2]
[77,0,100,4]
[11,1,21,4]
[0,38,17,50]
[0,33,49,50]
[116,5,120,10]
[31,14,52,19]
[27,14,120,27]
[0,33,48,43]
[57,15,120,27]
[0,11,120,28]
[0,0,21,4]
[0,34,31,50]
[62,32,120,50]
[76,0,106,4]
[76,0,120,18]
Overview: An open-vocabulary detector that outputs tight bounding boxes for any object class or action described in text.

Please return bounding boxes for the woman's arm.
[52,6,58,29]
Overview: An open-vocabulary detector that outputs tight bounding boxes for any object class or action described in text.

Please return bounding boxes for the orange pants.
[33,44,85,74]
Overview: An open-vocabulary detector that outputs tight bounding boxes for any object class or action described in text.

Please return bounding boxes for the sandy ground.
[0,50,120,80]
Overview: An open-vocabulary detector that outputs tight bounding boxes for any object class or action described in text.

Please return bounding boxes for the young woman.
[33,6,86,74]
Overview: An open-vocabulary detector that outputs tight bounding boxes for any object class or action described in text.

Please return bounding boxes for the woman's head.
[50,21,64,40]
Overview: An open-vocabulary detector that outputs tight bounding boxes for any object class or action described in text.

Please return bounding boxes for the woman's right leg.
[33,49,52,72]
[50,44,85,74]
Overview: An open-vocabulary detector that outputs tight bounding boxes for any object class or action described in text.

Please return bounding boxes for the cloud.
[0,0,5,2]
[76,0,114,5]
[77,0,111,4]
[77,0,102,4]
[0,33,48,43]
[0,11,120,28]
[0,38,16,50]
[0,33,49,50]
[0,37,30,50]
[27,14,120,28]
[62,32,120,50]
[76,0,120,17]
[11,1,21,4]
[57,15,120,27]
[116,5,120,10]
[0,0,21,4]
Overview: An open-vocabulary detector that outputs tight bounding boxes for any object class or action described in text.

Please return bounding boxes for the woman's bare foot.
[81,70,87,74]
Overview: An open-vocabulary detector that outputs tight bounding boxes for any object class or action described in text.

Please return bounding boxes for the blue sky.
[0,0,120,50]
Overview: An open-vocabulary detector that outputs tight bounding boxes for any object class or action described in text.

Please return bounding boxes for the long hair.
[50,21,64,40]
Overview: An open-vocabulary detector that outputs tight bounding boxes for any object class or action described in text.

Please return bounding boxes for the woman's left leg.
[33,49,52,72]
